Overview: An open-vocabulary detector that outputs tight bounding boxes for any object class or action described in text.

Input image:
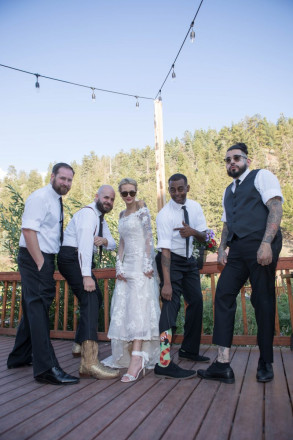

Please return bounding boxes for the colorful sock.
[158,329,172,367]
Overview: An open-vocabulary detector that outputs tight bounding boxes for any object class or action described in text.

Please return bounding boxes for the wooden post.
[154,99,166,212]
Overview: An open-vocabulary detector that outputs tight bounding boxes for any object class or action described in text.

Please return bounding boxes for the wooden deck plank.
[194,347,248,440]
[97,375,199,440]
[230,348,264,440]
[37,372,161,440]
[265,348,293,440]
[0,336,292,440]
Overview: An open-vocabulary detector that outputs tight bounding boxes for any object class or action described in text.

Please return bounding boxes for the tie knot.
[235,179,240,188]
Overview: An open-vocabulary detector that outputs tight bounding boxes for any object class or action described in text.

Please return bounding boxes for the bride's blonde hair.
[118,177,138,192]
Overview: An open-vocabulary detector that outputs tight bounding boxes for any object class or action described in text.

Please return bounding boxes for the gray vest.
[224,169,268,242]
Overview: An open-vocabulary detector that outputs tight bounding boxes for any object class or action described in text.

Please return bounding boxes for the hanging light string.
[154,0,204,100]
[0,63,154,101]
[0,0,205,103]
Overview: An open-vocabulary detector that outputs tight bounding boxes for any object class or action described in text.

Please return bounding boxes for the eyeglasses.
[224,154,247,164]
[120,191,137,198]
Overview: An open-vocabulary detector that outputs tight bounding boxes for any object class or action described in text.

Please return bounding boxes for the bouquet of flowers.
[192,229,217,260]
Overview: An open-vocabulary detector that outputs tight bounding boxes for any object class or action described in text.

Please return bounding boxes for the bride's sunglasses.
[120,191,137,198]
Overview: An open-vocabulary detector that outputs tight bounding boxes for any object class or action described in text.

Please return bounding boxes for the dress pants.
[156,252,203,355]
[57,246,102,344]
[213,230,282,363]
[7,247,59,377]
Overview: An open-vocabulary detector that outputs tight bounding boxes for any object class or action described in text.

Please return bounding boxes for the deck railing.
[1,257,293,346]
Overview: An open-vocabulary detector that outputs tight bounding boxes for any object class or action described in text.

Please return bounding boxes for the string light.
[155,0,204,99]
[171,65,176,80]
[0,0,205,103]
[35,74,40,90]
[91,87,96,101]
[190,21,195,43]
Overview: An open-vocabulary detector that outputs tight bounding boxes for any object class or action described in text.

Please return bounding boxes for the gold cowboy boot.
[79,340,120,379]
[72,342,81,358]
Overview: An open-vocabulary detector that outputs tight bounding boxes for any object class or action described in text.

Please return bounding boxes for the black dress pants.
[213,231,282,363]
[57,246,102,344]
[7,248,59,377]
[156,252,203,355]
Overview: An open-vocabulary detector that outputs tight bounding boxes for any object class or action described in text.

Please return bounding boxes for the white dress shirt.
[62,202,116,276]
[19,183,62,254]
[156,198,207,258]
[221,168,284,222]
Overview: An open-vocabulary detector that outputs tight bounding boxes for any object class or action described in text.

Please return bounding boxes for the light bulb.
[172,66,176,80]
[190,28,195,43]
[35,74,40,92]
[91,88,96,101]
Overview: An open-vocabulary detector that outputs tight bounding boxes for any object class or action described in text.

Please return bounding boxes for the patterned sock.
[158,329,172,367]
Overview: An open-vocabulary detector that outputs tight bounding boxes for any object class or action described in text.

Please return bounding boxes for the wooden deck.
[0,336,292,440]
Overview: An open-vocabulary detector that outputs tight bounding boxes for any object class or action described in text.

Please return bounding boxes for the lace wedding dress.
[102,207,160,369]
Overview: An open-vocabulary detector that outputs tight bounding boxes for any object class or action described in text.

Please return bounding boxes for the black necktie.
[182,205,189,258]
[59,197,64,245]
[235,179,240,189]
[98,214,103,262]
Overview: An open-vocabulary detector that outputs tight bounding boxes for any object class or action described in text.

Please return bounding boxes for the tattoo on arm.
[262,197,283,244]
[219,223,229,250]
[161,254,171,275]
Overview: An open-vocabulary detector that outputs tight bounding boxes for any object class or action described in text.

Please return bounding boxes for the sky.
[0,0,292,178]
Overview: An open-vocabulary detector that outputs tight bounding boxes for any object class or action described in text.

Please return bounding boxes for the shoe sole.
[197,373,235,384]
[35,377,79,385]
[256,377,274,383]
[154,372,197,380]
[178,356,210,363]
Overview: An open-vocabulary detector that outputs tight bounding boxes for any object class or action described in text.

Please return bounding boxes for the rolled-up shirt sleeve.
[21,193,47,231]
[255,169,284,205]
[156,213,173,250]
[76,209,97,277]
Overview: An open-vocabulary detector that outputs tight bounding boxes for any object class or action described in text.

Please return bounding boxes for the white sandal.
[121,351,149,383]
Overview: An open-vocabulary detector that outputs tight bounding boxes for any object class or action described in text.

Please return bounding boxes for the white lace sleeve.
[115,236,125,276]
[138,207,155,273]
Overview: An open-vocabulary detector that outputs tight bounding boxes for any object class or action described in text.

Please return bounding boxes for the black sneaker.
[154,361,196,379]
[178,349,210,363]
[197,361,235,384]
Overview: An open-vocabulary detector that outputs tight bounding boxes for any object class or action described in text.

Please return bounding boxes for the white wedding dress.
[102,207,160,369]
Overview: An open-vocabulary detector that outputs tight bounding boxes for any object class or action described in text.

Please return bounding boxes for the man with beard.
[197,143,283,384]
[57,185,119,380]
[7,163,79,385]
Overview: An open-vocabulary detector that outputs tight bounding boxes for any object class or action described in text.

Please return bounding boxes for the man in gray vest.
[198,143,283,384]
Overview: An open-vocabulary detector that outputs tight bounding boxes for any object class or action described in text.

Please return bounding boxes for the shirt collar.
[170,198,188,210]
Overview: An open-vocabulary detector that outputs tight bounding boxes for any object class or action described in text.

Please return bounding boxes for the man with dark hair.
[57,185,119,380]
[7,163,79,385]
[198,143,283,384]
[154,173,210,379]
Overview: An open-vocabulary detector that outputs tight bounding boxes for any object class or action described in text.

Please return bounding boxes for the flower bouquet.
[193,229,217,269]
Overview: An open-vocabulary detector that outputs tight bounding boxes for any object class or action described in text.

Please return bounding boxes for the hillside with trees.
[1,114,293,271]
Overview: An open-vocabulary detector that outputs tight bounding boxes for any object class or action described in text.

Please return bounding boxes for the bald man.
[57,185,119,379]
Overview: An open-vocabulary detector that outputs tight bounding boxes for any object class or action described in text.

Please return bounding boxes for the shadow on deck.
[0,336,292,440]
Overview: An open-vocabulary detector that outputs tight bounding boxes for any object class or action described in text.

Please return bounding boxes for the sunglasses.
[224,154,247,164]
[120,191,137,198]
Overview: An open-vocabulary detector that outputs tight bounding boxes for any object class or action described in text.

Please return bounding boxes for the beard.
[227,162,248,178]
[96,199,112,214]
[51,178,70,196]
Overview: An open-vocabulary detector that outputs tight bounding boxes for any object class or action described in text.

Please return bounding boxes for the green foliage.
[0,185,24,269]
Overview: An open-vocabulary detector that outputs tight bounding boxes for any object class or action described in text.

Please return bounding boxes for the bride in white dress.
[102,178,160,382]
